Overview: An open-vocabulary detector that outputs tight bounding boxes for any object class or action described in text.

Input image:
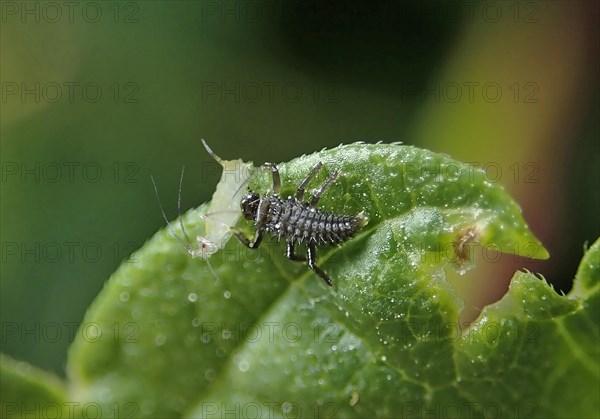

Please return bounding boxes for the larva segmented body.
[233,161,367,286]
[262,196,363,245]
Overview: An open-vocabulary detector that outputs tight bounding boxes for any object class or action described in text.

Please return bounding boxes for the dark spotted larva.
[231,162,367,286]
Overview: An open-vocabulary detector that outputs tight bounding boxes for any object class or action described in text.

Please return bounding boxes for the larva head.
[240,190,260,220]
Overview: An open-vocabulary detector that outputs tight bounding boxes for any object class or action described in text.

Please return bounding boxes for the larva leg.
[307,242,332,286]
[231,227,263,249]
[263,163,281,195]
[310,169,339,208]
[295,162,323,201]
[285,241,306,262]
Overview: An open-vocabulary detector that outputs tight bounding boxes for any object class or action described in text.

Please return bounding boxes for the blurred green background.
[1,0,598,377]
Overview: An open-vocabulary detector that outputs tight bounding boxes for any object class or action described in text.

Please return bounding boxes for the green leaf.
[64,143,595,419]
[456,242,599,418]
[1,354,67,418]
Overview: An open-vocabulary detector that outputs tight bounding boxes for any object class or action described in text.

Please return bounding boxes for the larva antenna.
[151,174,197,257]
[151,175,220,271]
[177,165,192,244]
[221,161,273,207]
[231,165,265,198]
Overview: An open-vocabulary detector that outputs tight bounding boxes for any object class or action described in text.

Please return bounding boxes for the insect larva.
[230,161,368,286]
